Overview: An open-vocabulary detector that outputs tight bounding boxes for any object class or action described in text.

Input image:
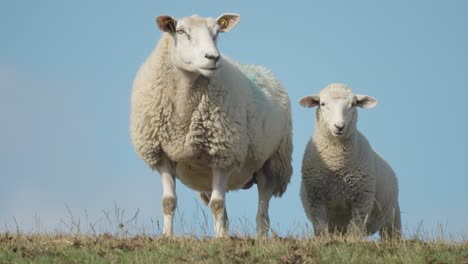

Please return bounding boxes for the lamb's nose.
[335,124,345,131]
[205,53,220,62]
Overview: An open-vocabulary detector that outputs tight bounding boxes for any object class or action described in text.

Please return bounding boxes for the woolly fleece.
[300,83,400,237]
[130,33,293,196]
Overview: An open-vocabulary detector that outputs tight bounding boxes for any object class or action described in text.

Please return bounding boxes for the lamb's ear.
[355,94,378,109]
[156,15,177,33]
[217,13,240,32]
[299,95,320,108]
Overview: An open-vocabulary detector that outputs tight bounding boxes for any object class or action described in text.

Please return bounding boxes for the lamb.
[130,13,293,238]
[299,83,400,239]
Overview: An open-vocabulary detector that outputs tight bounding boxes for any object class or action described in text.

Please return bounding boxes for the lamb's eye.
[320,102,326,107]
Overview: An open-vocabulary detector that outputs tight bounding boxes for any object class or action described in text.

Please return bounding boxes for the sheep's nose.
[205,53,220,62]
[335,124,345,131]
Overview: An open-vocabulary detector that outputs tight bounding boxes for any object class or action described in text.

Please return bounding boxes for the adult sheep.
[299,83,400,239]
[130,13,293,238]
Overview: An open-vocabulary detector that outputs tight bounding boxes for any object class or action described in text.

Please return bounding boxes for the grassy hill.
[1,233,466,263]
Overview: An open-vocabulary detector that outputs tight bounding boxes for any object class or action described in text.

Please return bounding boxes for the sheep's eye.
[176,29,186,35]
[351,102,356,107]
[320,102,326,107]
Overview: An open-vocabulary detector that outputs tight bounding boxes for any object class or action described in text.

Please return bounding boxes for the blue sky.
[1,0,467,238]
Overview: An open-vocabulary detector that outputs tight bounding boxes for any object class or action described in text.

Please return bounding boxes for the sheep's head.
[156,13,240,77]
[299,83,378,139]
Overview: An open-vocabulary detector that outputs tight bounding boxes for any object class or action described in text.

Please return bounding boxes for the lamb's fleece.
[300,84,400,236]
[130,33,292,195]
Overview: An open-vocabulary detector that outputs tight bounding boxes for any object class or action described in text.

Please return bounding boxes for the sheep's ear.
[355,94,378,109]
[217,13,240,32]
[156,15,177,33]
[299,95,320,108]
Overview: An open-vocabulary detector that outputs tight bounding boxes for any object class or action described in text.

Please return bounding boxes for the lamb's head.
[156,13,240,77]
[299,83,378,139]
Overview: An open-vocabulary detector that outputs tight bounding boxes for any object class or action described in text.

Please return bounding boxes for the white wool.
[130,14,292,237]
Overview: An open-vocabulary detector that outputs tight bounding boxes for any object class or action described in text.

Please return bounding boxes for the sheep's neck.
[161,34,218,132]
[159,35,208,121]
[173,66,201,86]
[314,131,361,173]
[169,67,212,125]
[315,134,357,156]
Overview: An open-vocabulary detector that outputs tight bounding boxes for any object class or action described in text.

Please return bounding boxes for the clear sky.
[1,0,467,238]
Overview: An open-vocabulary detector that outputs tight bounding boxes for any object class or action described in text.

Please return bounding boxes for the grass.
[2,205,466,263]
[0,233,467,263]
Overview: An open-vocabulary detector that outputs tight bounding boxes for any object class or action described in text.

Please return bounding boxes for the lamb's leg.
[310,205,329,237]
[210,168,231,238]
[256,172,273,237]
[300,183,328,237]
[380,203,402,240]
[348,201,374,237]
[156,156,176,237]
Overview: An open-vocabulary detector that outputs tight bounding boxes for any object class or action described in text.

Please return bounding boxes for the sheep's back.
[235,63,291,163]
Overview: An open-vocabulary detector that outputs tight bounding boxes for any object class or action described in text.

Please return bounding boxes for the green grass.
[1,233,466,263]
[2,206,466,263]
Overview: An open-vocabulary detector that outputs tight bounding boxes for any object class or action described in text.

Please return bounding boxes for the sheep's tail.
[198,192,211,206]
[262,131,293,197]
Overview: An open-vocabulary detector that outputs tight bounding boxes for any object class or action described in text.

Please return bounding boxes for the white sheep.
[299,83,400,239]
[130,13,293,237]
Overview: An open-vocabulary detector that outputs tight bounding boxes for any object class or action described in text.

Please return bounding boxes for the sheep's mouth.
[332,131,344,136]
[198,66,220,77]
[199,67,218,71]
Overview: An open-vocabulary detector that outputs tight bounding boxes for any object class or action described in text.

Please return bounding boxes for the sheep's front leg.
[156,156,176,237]
[310,205,329,237]
[256,172,273,237]
[301,183,328,237]
[348,200,374,236]
[211,168,231,238]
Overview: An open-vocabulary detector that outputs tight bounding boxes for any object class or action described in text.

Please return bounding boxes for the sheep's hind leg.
[380,203,402,240]
[256,172,273,238]
[156,156,176,237]
[210,168,231,238]
[199,192,211,205]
